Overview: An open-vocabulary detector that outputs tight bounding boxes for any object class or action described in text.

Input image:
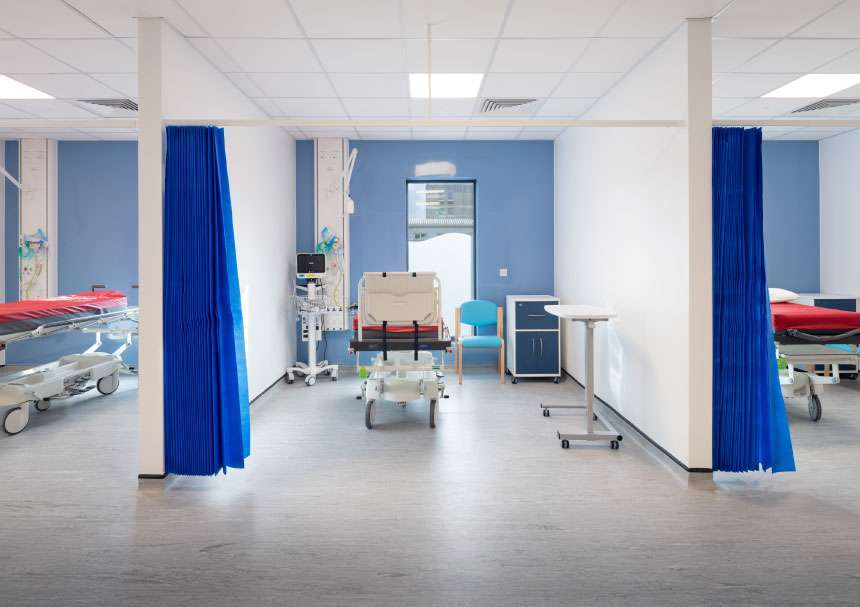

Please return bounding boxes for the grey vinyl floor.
[1,368,859,606]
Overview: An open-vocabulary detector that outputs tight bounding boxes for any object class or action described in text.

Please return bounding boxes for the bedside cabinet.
[506,295,561,383]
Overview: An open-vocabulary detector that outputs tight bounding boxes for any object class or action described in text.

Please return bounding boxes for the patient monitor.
[287,253,338,386]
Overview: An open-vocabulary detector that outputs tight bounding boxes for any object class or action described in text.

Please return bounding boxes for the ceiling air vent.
[480,98,536,113]
[78,98,138,112]
[791,98,860,113]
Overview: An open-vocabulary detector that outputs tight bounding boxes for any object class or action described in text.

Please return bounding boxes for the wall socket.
[499,268,508,277]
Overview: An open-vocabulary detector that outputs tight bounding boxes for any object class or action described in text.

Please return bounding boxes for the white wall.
[162,24,296,400]
[553,22,711,468]
[820,129,860,294]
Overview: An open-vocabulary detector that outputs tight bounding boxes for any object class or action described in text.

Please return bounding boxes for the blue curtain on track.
[163,126,250,476]
[712,127,795,473]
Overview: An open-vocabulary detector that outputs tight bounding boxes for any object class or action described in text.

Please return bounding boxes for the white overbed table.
[541,304,623,450]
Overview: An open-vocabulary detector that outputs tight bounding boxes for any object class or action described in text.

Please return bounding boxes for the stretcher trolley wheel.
[35,399,51,412]
[97,371,120,396]
[3,405,30,435]
[429,399,438,428]
[542,408,550,417]
[610,440,620,450]
[561,439,570,449]
[808,394,822,422]
[365,400,376,429]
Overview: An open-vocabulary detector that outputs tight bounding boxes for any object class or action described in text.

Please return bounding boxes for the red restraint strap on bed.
[352,314,440,333]
[771,302,860,332]
[0,290,127,325]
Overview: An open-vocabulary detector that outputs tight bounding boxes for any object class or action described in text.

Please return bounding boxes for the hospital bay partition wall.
[163,126,250,475]
[712,127,794,473]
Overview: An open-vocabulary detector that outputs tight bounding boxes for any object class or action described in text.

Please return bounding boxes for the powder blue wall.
[762,141,820,293]
[295,139,555,365]
[4,141,138,365]
[5,140,19,303]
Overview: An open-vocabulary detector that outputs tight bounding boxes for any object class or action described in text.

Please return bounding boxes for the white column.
[686,18,713,471]
[0,141,5,303]
[137,17,165,478]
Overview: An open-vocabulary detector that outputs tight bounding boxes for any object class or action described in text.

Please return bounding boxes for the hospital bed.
[349,272,452,429]
[772,301,860,422]
[0,290,137,435]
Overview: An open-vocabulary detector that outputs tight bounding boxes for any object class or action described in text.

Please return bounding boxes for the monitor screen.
[297,253,326,276]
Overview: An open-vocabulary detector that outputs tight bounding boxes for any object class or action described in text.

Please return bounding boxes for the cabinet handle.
[532,339,535,354]
[540,338,544,357]
[527,314,546,317]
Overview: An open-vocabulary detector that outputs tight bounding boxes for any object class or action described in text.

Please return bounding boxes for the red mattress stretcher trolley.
[0,290,138,435]
[772,302,860,422]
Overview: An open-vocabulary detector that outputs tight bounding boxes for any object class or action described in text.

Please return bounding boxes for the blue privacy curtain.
[163,126,250,475]
[712,127,794,473]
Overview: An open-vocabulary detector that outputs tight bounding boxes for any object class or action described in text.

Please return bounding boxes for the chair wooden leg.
[458,344,463,385]
[498,341,504,384]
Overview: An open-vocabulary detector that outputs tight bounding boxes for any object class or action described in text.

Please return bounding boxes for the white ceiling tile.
[723,98,816,117]
[274,98,346,118]
[2,99,100,118]
[91,73,137,98]
[816,47,860,73]
[11,74,121,99]
[491,39,589,73]
[537,98,595,117]
[712,73,801,98]
[601,0,724,37]
[0,103,34,119]
[247,73,335,98]
[29,39,136,72]
[553,73,621,98]
[504,0,623,37]
[291,0,400,37]
[252,98,282,117]
[712,38,776,72]
[401,0,509,37]
[780,128,856,140]
[67,0,205,37]
[404,38,495,72]
[466,128,522,139]
[412,128,467,139]
[218,39,321,72]
[761,126,800,139]
[357,128,412,139]
[410,99,477,117]
[520,126,565,139]
[330,73,409,98]
[739,39,860,73]
[342,98,410,118]
[313,39,405,73]
[793,0,860,38]
[226,73,266,98]
[713,0,842,37]
[0,0,108,38]
[177,0,302,37]
[480,73,563,98]
[0,40,75,73]
[712,98,748,115]
[574,38,659,72]
[187,38,244,73]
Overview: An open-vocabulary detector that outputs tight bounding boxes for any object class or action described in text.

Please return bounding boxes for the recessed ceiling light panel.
[0,74,54,100]
[409,73,484,98]
[764,74,860,99]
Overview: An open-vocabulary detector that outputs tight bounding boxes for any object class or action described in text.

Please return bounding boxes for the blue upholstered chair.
[455,300,504,384]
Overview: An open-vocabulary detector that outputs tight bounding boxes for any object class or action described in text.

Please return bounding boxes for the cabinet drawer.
[515,301,559,330]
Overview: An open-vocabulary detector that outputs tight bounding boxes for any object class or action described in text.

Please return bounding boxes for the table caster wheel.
[593,414,598,421]
[542,408,550,417]
[35,399,51,412]
[287,378,294,384]
[331,376,337,382]
[561,439,570,449]
[610,440,619,450]
[553,376,560,384]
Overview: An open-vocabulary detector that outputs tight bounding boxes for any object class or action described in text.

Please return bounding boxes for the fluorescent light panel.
[409,73,483,98]
[764,74,860,98]
[0,74,53,99]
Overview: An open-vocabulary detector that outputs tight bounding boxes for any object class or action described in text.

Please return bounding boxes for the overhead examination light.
[0,74,53,99]
[409,73,484,98]
[763,74,860,99]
